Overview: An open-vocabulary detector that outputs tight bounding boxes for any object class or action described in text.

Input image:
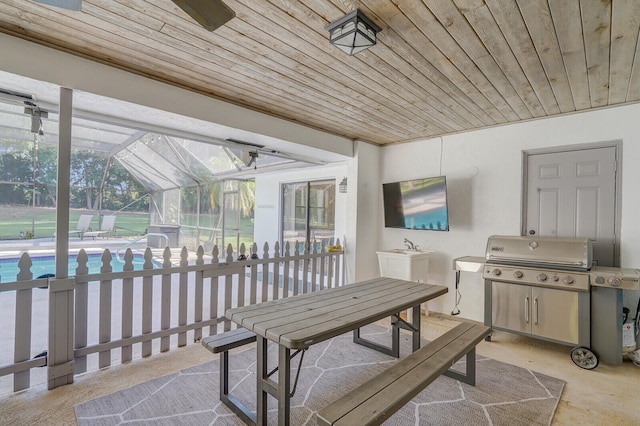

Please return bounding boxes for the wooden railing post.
[74,250,89,374]
[178,247,189,347]
[141,248,154,357]
[99,250,113,368]
[121,249,135,362]
[47,276,75,390]
[160,247,172,352]
[14,254,33,392]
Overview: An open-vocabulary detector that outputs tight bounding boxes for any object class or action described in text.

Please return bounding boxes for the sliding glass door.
[282,180,335,252]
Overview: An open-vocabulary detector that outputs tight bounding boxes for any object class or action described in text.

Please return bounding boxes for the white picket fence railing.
[0,240,344,394]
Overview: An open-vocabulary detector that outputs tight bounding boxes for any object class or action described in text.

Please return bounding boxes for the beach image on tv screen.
[400,176,448,230]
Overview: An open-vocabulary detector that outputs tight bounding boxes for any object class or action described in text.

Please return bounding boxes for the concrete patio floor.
[0,314,639,425]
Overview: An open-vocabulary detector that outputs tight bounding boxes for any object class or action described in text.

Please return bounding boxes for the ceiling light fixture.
[325,9,381,56]
[171,0,235,32]
[32,0,82,10]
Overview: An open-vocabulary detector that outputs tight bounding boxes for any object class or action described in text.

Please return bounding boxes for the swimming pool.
[0,252,155,283]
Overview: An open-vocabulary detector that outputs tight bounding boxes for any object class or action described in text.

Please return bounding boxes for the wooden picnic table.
[226,277,448,426]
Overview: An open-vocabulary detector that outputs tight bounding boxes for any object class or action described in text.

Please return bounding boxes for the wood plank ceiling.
[1,0,639,146]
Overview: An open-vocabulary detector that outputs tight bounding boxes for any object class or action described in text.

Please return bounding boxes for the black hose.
[635,296,640,338]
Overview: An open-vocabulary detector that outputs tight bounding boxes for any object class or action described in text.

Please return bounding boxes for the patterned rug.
[75,324,564,425]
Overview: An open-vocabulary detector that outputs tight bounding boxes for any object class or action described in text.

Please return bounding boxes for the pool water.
[0,253,153,283]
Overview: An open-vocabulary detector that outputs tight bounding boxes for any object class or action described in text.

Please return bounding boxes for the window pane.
[282,182,307,247]
[309,180,335,246]
[281,180,335,252]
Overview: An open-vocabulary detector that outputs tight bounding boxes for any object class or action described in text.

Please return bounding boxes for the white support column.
[345,141,381,284]
[48,87,75,389]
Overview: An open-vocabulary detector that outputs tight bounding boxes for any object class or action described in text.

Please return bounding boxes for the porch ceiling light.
[325,9,381,56]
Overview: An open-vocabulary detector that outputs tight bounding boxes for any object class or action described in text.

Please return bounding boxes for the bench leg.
[443,347,477,386]
[219,351,257,425]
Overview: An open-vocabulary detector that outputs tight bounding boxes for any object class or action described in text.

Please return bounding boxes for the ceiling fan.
[32,0,235,31]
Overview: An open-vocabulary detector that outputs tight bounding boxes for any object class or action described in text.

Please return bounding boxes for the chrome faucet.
[403,238,418,251]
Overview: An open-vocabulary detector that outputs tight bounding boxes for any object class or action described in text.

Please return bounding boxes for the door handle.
[525,296,530,323]
[533,298,538,325]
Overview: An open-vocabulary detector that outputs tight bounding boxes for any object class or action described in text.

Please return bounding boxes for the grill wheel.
[570,346,599,370]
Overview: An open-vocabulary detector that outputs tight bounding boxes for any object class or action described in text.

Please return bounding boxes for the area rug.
[75,324,564,425]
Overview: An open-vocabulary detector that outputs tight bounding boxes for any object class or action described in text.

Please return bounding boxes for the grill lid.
[485,235,592,270]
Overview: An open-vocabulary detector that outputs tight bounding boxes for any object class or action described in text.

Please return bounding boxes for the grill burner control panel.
[482,265,590,291]
[589,267,640,290]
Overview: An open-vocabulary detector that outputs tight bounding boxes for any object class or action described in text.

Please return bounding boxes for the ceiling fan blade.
[32,0,82,10]
[171,0,235,32]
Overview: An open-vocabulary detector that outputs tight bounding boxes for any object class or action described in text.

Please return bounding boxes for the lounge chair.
[53,214,94,241]
[84,215,116,239]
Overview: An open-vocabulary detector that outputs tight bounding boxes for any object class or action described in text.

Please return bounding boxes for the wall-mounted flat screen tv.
[382,176,449,231]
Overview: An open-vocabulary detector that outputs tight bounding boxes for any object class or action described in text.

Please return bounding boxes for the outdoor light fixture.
[339,177,348,193]
[325,9,381,56]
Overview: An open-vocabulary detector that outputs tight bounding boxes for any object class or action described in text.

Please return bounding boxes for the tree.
[0,141,149,211]
[102,159,148,211]
[70,149,108,209]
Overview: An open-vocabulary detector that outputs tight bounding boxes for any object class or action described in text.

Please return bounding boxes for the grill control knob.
[552,275,560,282]
[537,273,548,282]
[594,276,605,285]
[563,275,575,285]
[513,271,524,279]
[492,268,502,276]
[608,276,621,286]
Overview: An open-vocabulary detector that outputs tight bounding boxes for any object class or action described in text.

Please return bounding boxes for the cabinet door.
[492,282,530,334]
[532,287,579,344]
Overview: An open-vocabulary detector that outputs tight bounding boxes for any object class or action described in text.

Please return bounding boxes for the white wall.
[377,104,640,321]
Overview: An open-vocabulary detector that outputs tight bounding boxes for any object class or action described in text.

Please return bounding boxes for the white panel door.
[526,147,617,266]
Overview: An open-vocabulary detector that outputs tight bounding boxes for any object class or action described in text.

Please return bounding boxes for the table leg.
[256,336,268,425]
[354,305,422,356]
[278,345,291,426]
[411,305,421,352]
[353,319,401,358]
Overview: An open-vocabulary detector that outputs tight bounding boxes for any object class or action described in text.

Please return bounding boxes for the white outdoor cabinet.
[377,249,433,283]
[377,249,434,316]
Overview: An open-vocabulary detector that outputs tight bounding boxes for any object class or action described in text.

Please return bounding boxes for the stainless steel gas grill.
[482,235,597,369]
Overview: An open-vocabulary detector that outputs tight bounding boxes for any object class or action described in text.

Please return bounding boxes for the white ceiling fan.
[32,0,235,31]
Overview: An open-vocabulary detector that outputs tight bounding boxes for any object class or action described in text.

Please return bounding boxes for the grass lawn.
[0,206,256,252]
[0,206,149,240]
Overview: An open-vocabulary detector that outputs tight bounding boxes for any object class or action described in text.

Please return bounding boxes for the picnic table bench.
[201,328,257,425]
[317,322,491,426]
